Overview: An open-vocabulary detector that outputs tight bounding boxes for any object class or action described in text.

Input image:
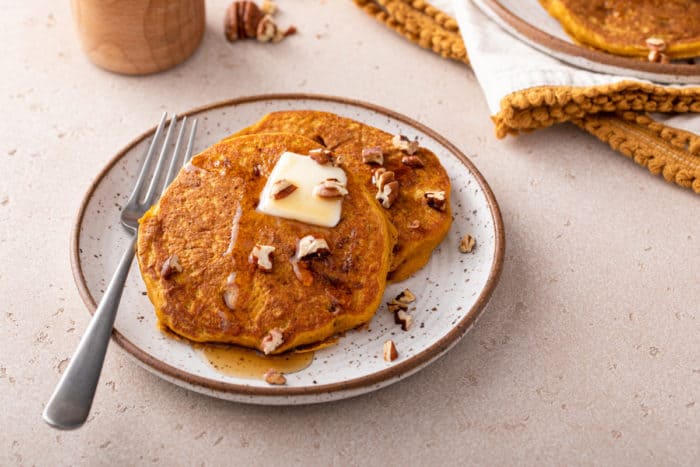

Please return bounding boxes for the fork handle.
[43,236,137,430]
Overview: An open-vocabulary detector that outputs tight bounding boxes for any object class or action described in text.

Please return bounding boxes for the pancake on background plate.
[137,133,396,354]
[540,0,700,59]
[231,110,452,282]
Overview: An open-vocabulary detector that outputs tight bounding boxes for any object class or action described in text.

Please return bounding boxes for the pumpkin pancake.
[540,0,700,59]
[137,133,396,354]
[230,110,452,282]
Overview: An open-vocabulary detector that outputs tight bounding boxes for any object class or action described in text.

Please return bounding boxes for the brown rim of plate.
[70,93,506,399]
[481,0,700,77]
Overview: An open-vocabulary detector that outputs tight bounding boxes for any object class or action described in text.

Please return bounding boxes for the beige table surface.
[1,0,699,465]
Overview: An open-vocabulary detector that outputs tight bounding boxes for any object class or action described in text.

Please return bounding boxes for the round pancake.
[230,110,452,282]
[137,133,396,354]
[540,0,700,59]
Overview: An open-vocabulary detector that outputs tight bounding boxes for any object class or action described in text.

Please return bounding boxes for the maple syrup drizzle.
[198,344,314,380]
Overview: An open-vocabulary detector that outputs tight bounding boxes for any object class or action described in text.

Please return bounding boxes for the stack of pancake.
[540,0,700,60]
[137,111,452,354]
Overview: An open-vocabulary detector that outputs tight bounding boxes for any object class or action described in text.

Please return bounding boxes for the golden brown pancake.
[231,110,452,282]
[137,133,396,354]
[540,0,700,59]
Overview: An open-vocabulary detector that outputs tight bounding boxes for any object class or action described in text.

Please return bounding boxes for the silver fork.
[43,113,198,430]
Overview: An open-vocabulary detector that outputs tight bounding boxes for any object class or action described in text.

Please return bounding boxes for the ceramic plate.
[71,94,505,405]
[475,0,700,84]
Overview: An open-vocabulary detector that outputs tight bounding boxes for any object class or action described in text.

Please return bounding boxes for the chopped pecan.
[296,235,330,260]
[459,234,476,253]
[646,37,669,63]
[256,14,282,42]
[308,148,334,165]
[647,49,669,63]
[225,1,264,41]
[387,299,408,313]
[263,368,287,385]
[270,179,297,200]
[383,340,398,362]
[392,134,419,155]
[261,328,284,354]
[645,37,667,52]
[424,191,446,211]
[160,254,183,278]
[362,146,384,165]
[372,168,395,191]
[401,155,424,168]
[376,180,399,209]
[225,1,293,43]
[312,178,348,199]
[395,289,416,305]
[395,309,414,331]
[407,220,421,229]
[249,244,276,271]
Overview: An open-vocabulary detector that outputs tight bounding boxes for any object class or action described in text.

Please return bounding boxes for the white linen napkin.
[441,0,698,132]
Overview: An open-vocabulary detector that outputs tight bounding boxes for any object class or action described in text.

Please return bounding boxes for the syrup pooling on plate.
[199,344,314,380]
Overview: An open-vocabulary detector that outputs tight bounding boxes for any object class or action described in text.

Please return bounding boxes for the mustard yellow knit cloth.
[354,0,700,194]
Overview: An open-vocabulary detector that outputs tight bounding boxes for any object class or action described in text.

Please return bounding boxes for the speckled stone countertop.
[1,1,698,465]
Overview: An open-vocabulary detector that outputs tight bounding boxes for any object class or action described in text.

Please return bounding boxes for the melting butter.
[257,152,347,227]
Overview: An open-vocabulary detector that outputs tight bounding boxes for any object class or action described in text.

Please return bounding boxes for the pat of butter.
[257,152,347,227]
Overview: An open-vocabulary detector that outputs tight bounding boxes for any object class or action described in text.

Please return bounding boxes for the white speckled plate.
[475,0,700,84]
[71,95,504,405]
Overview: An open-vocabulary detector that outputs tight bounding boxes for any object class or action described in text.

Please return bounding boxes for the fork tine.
[129,112,168,202]
[163,116,188,187]
[183,118,198,167]
[142,114,178,207]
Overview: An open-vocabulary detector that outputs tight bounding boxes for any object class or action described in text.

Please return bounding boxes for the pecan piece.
[395,309,414,331]
[648,49,669,63]
[312,178,348,199]
[225,2,292,43]
[401,155,424,168]
[376,180,399,209]
[645,37,667,52]
[225,1,264,41]
[459,234,476,253]
[261,328,284,354]
[387,299,408,313]
[362,146,384,165]
[270,179,297,200]
[383,340,398,362]
[263,368,287,385]
[395,288,416,305]
[249,244,275,271]
[308,148,334,165]
[424,191,446,211]
[392,134,419,155]
[256,14,281,42]
[296,235,330,260]
[372,168,395,191]
[646,37,669,63]
[372,168,399,208]
[160,254,183,278]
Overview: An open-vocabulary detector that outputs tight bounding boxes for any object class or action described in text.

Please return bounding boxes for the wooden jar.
[70,0,206,75]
